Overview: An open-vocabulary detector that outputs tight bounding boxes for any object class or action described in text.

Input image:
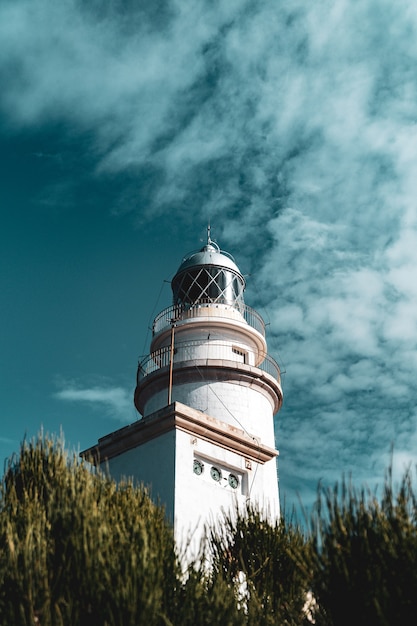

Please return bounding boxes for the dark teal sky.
[1,0,417,511]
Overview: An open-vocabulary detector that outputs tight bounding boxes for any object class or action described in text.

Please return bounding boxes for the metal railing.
[137,339,281,385]
[152,302,266,337]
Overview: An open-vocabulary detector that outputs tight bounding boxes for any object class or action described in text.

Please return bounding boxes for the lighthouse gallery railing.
[137,339,281,385]
[152,302,266,337]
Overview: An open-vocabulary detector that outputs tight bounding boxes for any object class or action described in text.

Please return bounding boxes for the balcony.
[152,302,266,337]
[137,339,281,385]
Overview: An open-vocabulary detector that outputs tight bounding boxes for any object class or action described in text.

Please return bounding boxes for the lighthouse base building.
[81,237,282,556]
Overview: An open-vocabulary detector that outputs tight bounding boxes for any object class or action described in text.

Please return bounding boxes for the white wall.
[105,431,176,524]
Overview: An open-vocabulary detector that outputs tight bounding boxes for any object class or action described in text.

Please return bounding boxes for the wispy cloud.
[55,384,132,422]
[0,437,17,446]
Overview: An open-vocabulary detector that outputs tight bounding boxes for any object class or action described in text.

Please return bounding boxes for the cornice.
[80,402,278,466]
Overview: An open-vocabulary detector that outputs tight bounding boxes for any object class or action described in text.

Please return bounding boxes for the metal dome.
[175,242,242,275]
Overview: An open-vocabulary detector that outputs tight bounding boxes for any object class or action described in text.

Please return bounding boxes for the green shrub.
[205,506,312,625]
[4,435,417,626]
[170,564,246,626]
[310,469,417,626]
[0,435,179,626]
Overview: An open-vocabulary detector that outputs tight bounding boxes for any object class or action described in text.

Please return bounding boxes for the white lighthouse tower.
[82,233,283,555]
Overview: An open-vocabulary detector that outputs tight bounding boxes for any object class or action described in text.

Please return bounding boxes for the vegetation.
[0,436,178,625]
[206,508,311,625]
[310,470,417,626]
[1,436,417,625]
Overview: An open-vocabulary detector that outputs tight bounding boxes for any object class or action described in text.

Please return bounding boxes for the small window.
[232,347,247,363]
[228,473,239,489]
[193,459,204,475]
[210,466,222,482]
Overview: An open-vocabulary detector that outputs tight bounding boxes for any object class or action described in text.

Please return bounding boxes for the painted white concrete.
[144,379,276,443]
[105,431,176,524]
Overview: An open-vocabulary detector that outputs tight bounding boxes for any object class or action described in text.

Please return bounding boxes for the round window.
[210,466,222,482]
[228,473,239,489]
[193,459,204,475]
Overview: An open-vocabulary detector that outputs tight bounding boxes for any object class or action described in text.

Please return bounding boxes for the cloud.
[0,437,16,446]
[3,0,417,508]
[262,201,417,505]
[2,1,414,226]
[55,384,132,422]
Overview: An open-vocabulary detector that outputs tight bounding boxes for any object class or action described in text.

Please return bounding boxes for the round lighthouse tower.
[135,237,282,451]
[82,234,283,555]
[135,235,282,520]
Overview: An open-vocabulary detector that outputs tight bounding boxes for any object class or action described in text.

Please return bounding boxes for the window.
[210,466,222,482]
[193,459,204,475]
[232,347,247,364]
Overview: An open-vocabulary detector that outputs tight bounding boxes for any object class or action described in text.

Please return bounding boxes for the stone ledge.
[81,401,278,466]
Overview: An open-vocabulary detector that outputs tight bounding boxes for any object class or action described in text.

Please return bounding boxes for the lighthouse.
[81,233,283,554]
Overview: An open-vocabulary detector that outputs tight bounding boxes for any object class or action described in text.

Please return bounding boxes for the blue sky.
[1,0,417,514]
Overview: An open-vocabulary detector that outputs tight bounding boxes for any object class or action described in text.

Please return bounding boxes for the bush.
[3,435,417,626]
[205,507,312,625]
[310,469,417,626]
[0,435,179,625]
